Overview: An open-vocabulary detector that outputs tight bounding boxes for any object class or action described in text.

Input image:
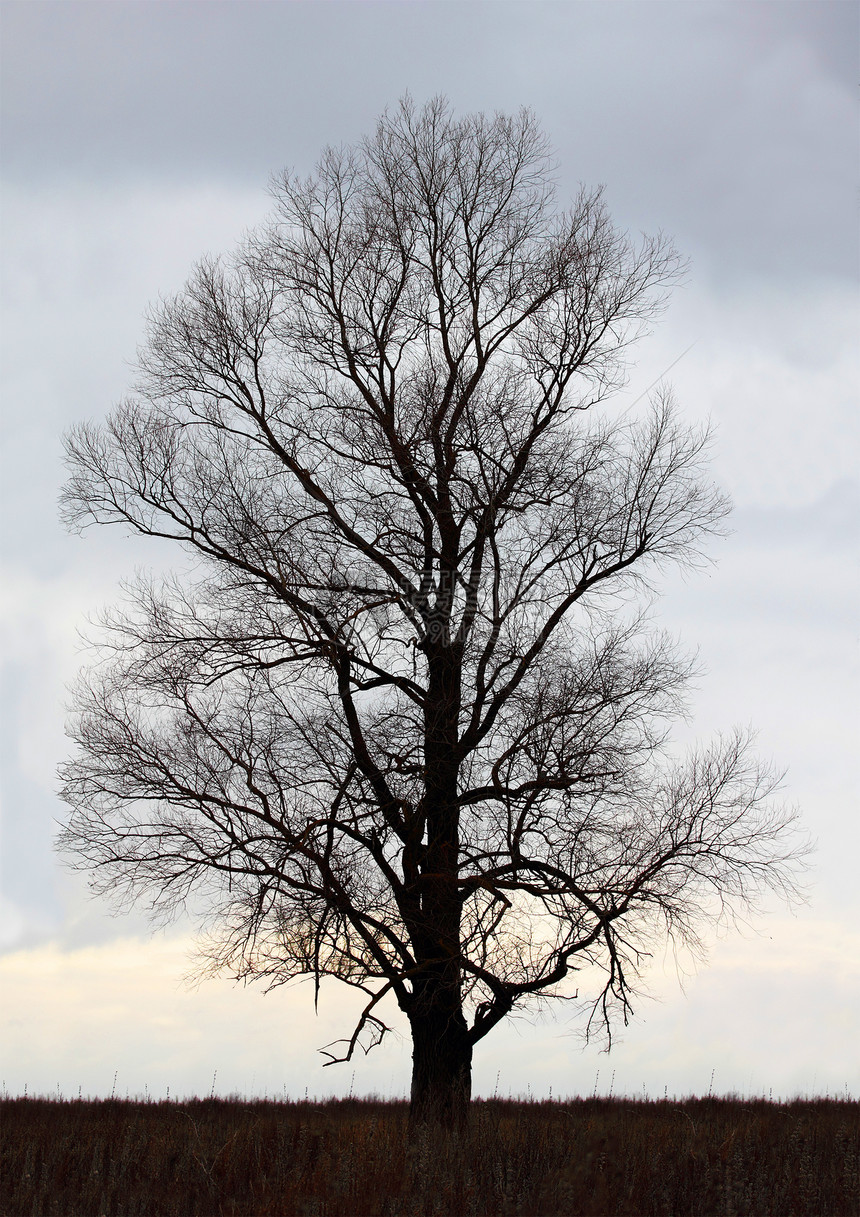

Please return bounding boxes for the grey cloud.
[1,3,856,1094]
[731,478,860,552]
[1,1,855,282]
[744,0,859,91]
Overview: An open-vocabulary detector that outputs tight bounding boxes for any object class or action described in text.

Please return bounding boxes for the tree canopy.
[59,98,806,1124]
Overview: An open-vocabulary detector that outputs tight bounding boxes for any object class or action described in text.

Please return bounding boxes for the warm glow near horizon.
[2,913,857,1101]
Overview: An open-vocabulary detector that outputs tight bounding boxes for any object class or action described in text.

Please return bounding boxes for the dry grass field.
[2,1094,857,1216]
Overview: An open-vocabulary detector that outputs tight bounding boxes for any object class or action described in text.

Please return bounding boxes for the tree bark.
[408,984,473,1127]
[406,638,471,1126]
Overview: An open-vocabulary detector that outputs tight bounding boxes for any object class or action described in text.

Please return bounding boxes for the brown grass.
[2,1094,857,1216]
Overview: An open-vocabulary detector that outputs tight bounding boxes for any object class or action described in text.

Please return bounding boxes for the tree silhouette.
[59,98,805,1125]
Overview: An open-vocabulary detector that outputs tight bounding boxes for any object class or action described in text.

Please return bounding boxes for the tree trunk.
[408,985,473,1127]
[408,634,470,1126]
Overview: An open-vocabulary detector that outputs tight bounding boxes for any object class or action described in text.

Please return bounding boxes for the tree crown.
[59,98,806,1070]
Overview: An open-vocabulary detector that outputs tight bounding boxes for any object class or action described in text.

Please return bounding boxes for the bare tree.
[59,98,805,1126]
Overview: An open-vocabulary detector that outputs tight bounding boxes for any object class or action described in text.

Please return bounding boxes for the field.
[2,1094,858,1216]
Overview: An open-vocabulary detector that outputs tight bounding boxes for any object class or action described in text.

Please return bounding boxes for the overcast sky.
[1,0,857,1103]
